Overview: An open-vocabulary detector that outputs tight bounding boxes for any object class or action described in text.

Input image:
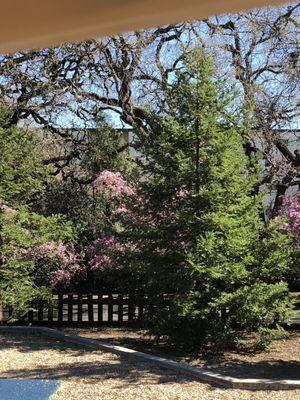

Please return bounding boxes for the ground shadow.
[202,359,300,380]
[0,333,204,388]
[62,327,300,381]
[0,333,299,390]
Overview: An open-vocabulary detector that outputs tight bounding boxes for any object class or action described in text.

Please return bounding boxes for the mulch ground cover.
[0,332,300,400]
[63,327,300,380]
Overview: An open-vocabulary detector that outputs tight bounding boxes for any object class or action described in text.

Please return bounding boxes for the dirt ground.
[63,327,300,380]
[0,333,299,400]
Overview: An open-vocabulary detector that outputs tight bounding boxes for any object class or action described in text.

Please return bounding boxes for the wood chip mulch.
[0,333,299,399]
[63,327,300,380]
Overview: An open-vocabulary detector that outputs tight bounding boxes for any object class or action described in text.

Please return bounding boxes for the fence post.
[97,295,103,323]
[138,297,144,320]
[27,309,33,324]
[128,296,134,322]
[48,299,53,322]
[68,294,73,323]
[108,294,113,323]
[88,294,93,323]
[58,294,63,322]
[118,294,123,323]
[78,294,82,324]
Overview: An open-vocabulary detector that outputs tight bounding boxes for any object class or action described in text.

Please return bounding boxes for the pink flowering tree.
[279,195,300,290]
[81,171,139,289]
[281,196,300,242]
[91,170,136,229]
[91,170,135,229]
[21,242,84,289]
[84,171,188,291]
[93,171,135,200]
[86,236,129,272]
[86,171,191,289]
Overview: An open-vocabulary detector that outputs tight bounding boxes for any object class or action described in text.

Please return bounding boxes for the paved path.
[0,378,60,400]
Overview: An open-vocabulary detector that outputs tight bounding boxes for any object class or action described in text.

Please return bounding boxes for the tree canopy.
[0,3,299,348]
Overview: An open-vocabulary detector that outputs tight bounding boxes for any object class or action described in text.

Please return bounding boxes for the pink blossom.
[22,241,78,266]
[177,187,189,198]
[0,204,15,213]
[21,241,84,288]
[90,254,115,271]
[93,170,135,200]
[49,269,72,288]
[115,205,131,215]
[86,235,137,272]
[86,236,121,253]
[281,196,300,241]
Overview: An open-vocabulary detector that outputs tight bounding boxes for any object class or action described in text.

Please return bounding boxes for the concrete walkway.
[0,378,60,400]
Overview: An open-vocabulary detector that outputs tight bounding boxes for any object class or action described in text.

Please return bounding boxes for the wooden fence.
[2,293,147,326]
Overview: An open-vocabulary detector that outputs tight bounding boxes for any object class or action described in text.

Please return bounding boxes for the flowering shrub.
[0,206,79,319]
[115,205,132,215]
[21,241,84,288]
[93,171,135,199]
[86,235,136,272]
[280,196,300,291]
[281,196,300,241]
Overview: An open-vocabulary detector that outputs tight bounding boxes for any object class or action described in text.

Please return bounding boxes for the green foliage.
[38,116,136,245]
[289,247,300,291]
[2,206,76,249]
[82,117,133,178]
[0,107,49,206]
[36,179,101,244]
[0,259,50,322]
[0,206,77,320]
[131,47,292,349]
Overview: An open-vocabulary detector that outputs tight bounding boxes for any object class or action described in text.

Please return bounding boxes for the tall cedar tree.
[131,48,292,348]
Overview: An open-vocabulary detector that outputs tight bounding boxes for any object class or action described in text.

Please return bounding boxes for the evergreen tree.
[0,107,48,207]
[130,48,292,348]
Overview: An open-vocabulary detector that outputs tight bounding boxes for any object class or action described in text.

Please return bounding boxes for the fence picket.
[27,309,33,323]
[108,294,113,323]
[78,294,82,323]
[68,294,73,323]
[98,295,103,323]
[88,294,93,323]
[48,304,53,322]
[118,294,123,322]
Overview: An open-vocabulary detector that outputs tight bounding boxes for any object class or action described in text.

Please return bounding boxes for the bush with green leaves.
[0,205,78,320]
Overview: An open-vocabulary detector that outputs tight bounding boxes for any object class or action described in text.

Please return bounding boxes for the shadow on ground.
[63,327,300,381]
[0,332,299,386]
[202,359,300,380]
[0,334,202,389]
